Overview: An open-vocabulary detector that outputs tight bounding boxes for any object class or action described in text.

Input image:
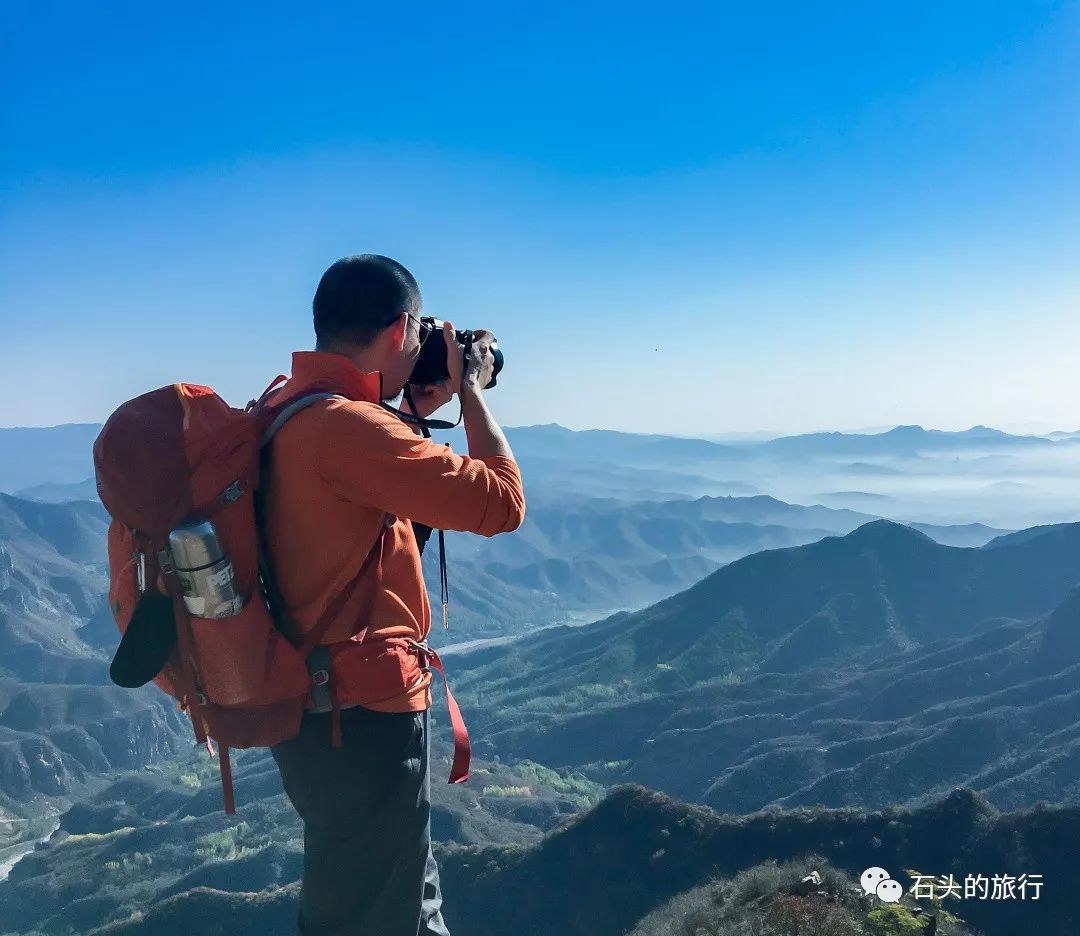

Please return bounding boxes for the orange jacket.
[262,351,525,713]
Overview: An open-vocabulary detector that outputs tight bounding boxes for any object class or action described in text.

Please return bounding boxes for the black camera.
[408,317,504,389]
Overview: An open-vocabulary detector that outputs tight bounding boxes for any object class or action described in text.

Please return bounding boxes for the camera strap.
[400,385,451,631]
[382,330,475,431]
[383,405,462,432]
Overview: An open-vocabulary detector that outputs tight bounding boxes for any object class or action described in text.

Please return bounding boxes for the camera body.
[408,317,504,389]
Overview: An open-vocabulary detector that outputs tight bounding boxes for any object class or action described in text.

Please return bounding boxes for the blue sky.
[2,1,1077,434]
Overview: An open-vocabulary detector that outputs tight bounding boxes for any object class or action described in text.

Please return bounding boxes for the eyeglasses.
[383,311,433,346]
[406,312,434,347]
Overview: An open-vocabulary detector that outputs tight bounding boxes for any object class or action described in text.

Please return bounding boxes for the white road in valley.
[0,815,61,883]
[437,606,635,656]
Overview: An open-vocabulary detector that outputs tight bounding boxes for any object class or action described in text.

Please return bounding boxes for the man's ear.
[388,313,407,352]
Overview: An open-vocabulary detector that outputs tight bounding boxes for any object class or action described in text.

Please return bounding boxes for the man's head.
[313,254,428,398]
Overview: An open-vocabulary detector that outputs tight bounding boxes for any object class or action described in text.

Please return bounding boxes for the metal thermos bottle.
[167,519,245,619]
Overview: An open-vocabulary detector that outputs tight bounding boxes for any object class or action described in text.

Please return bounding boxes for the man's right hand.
[442,321,513,463]
[444,322,495,395]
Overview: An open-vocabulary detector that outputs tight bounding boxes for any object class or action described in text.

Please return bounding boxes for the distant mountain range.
[15,478,100,503]
[4,421,1076,500]
[0,474,1011,656]
[5,418,1075,539]
[0,424,101,494]
[758,424,1061,456]
[432,495,1007,638]
[449,521,1080,814]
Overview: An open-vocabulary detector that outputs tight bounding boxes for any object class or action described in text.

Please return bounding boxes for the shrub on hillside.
[765,893,858,935]
[866,904,926,935]
[627,857,979,936]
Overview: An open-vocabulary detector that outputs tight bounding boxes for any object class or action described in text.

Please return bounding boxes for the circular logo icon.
[877,879,904,904]
[860,867,890,895]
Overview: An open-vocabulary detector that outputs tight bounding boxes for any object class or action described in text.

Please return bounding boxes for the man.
[262,254,525,935]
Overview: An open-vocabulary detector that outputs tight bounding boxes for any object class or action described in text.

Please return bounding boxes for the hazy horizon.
[0,416,1078,439]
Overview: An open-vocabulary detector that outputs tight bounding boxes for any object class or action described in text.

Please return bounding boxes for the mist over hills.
[498,424,1080,529]
[7,419,1080,533]
[0,425,101,494]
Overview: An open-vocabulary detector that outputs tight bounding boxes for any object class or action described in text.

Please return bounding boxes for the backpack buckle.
[135,550,148,593]
[406,639,431,671]
[219,480,244,505]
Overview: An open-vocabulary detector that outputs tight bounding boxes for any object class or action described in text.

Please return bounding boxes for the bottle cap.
[168,519,224,570]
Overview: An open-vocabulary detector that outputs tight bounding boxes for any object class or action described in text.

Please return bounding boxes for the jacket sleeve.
[316,400,526,536]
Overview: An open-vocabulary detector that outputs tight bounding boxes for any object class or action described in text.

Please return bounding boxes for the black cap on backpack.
[109,591,177,688]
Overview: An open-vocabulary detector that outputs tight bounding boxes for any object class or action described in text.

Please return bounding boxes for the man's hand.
[404,380,454,419]
[444,322,496,394]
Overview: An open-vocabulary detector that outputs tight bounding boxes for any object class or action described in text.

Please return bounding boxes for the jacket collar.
[283,351,383,404]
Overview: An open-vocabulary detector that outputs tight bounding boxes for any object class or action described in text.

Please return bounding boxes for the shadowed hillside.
[0,745,602,934]
[453,521,1080,720]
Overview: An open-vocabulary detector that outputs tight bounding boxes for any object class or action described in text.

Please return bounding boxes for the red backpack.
[94,378,400,813]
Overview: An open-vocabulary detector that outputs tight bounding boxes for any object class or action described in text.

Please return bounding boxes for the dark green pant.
[271,706,451,936]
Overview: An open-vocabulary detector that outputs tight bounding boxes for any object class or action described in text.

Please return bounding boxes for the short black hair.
[313,254,421,348]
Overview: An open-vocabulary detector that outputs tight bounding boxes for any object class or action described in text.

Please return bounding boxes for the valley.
[1,421,1079,934]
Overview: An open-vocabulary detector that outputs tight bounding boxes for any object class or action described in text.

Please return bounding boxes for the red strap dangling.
[219,744,236,815]
[424,648,471,784]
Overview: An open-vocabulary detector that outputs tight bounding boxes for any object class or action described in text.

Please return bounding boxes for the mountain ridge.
[448,521,1080,814]
[62,785,1080,936]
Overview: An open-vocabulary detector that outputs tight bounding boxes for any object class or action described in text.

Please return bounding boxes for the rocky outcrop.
[0,687,187,801]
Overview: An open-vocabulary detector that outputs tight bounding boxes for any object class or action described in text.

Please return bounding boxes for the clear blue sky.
[2,1,1077,434]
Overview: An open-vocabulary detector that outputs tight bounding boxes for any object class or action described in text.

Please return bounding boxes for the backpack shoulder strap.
[260,391,341,448]
[254,391,342,637]
[253,388,389,654]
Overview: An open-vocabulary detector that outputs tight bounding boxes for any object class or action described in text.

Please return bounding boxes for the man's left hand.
[406,380,454,418]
